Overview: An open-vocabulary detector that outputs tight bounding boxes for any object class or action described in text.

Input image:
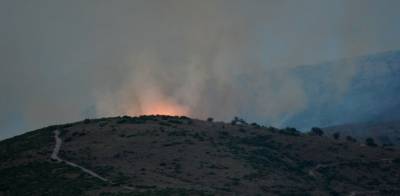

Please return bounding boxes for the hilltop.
[1,115,399,196]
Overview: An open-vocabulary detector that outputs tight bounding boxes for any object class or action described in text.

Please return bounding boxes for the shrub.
[393,157,400,165]
[219,131,230,137]
[280,127,300,136]
[251,122,261,128]
[310,127,324,136]
[159,122,172,126]
[117,116,146,124]
[231,116,247,125]
[168,119,182,124]
[99,122,107,127]
[179,116,190,120]
[333,132,340,140]
[346,136,357,142]
[365,137,377,147]
[83,119,91,124]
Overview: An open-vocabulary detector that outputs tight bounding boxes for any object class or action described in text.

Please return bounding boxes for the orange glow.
[123,87,189,116]
[140,100,189,116]
[125,90,189,116]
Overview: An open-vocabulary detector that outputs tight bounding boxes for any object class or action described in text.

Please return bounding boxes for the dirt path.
[50,129,214,193]
[50,130,62,162]
[50,129,142,192]
[50,130,137,190]
[51,130,109,182]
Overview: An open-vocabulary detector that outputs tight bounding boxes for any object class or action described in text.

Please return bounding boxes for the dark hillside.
[1,116,399,196]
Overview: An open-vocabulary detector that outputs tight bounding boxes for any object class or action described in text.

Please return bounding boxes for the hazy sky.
[1,0,400,139]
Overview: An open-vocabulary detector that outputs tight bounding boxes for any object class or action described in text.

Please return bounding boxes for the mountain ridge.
[285,50,400,129]
[1,115,400,195]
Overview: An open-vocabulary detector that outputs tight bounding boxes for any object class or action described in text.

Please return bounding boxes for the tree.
[333,132,340,140]
[365,137,377,147]
[281,127,300,136]
[231,116,247,125]
[310,127,324,136]
[207,117,214,122]
[251,122,260,128]
[346,136,357,143]
[231,117,239,125]
[83,119,91,124]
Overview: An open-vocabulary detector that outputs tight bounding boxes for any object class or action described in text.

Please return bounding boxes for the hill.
[323,121,400,146]
[1,115,400,196]
[285,50,400,129]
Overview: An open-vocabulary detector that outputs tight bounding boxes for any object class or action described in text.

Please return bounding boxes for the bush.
[346,136,357,143]
[333,132,340,140]
[365,137,377,147]
[310,127,324,136]
[231,116,247,125]
[83,119,91,124]
[0,161,105,195]
[280,127,300,136]
[393,157,400,165]
[168,119,182,124]
[251,123,261,128]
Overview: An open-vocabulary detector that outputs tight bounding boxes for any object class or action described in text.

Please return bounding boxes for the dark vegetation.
[99,188,212,196]
[366,137,378,147]
[333,132,340,140]
[0,125,56,162]
[0,161,106,195]
[310,127,324,136]
[0,115,399,196]
[346,136,357,143]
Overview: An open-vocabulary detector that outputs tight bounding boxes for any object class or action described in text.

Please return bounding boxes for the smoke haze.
[1,0,400,139]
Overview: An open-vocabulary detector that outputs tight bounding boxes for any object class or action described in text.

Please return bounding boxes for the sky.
[1,0,400,139]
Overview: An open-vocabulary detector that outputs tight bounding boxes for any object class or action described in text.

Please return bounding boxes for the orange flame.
[125,89,189,116]
[140,100,189,116]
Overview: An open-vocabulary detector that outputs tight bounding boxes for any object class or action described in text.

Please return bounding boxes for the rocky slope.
[1,115,399,196]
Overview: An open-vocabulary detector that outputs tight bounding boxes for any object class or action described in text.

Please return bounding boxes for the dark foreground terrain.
[1,115,399,196]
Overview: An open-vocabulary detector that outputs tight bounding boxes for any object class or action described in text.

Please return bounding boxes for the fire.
[125,90,189,116]
[120,85,190,116]
[140,100,189,116]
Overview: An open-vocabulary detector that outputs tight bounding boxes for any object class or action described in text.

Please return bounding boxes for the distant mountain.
[323,120,400,146]
[285,50,400,129]
[1,115,400,195]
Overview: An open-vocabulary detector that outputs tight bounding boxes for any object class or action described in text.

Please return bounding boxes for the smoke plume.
[1,0,400,139]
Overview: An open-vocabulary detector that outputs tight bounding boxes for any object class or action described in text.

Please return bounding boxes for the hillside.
[1,115,400,196]
[285,50,400,129]
[323,121,400,146]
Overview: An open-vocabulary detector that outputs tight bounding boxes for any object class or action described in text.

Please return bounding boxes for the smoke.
[92,1,308,123]
[1,0,400,139]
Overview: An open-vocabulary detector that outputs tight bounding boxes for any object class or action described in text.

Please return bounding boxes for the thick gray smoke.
[1,0,400,139]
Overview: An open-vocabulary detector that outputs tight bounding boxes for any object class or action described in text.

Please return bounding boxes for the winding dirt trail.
[51,130,109,182]
[51,129,138,190]
[50,129,139,192]
[49,129,212,193]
